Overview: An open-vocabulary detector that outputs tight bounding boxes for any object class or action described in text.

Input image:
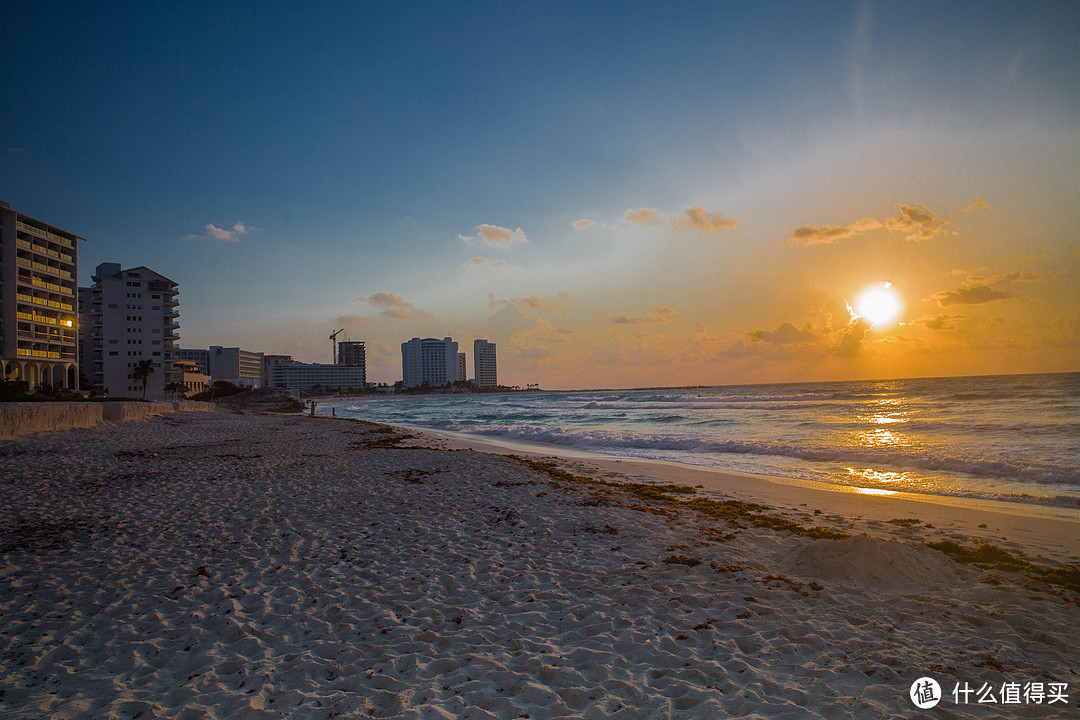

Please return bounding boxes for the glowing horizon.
[2,2,1077,389]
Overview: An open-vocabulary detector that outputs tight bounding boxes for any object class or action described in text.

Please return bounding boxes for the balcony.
[16,221,45,238]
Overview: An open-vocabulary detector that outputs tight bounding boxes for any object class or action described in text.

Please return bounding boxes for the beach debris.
[926,540,1080,594]
[663,554,702,567]
[886,518,922,528]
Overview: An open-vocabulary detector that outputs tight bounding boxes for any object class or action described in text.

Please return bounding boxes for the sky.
[3,1,1079,389]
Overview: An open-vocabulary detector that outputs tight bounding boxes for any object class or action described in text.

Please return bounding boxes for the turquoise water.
[323,373,1080,507]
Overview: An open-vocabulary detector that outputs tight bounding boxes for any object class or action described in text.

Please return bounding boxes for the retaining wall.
[0,402,104,439]
[0,401,216,439]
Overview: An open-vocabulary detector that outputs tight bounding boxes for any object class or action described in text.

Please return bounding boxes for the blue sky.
[4,1,1079,387]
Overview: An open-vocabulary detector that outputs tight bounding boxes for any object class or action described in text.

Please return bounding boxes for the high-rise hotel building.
[0,201,83,389]
[401,337,458,388]
[474,339,497,388]
[80,263,180,399]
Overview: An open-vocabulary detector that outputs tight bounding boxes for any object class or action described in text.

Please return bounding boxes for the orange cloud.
[355,291,423,319]
[930,285,1015,307]
[606,305,676,325]
[961,197,991,213]
[787,218,882,246]
[884,204,948,240]
[911,313,966,331]
[572,219,594,229]
[626,208,661,225]
[465,257,506,268]
[672,205,738,234]
[335,314,374,328]
[749,322,813,344]
[513,296,566,312]
[968,270,1064,284]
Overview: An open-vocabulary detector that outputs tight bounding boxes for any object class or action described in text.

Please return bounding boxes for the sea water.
[325,373,1080,508]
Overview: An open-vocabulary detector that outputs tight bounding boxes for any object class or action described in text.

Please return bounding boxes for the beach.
[1,410,1077,718]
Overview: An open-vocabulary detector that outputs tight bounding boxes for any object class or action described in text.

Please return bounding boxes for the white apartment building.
[209,346,264,387]
[474,339,497,388]
[401,337,458,388]
[271,362,368,393]
[263,354,294,387]
[81,263,180,398]
[0,201,83,389]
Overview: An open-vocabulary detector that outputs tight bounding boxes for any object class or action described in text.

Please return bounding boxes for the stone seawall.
[0,402,217,439]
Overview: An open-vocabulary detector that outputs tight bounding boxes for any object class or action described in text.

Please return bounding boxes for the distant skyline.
[3,1,1078,389]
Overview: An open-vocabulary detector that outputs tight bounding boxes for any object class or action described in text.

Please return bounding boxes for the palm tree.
[132,359,155,400]
[163,381,187,400]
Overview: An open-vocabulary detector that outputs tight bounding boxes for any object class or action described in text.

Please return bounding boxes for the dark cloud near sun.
[930,285,1016,307]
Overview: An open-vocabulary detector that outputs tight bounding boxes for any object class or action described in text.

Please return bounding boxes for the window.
[109,351,118,356]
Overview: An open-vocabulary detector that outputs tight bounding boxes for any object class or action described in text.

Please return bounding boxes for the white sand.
[1,412,1077,718]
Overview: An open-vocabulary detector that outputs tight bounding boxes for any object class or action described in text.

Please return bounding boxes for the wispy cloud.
[788,202,950,246]
[626,208,662,225]
[355,291,424,319]
[961,197,991,213]
[187,221,250,242]
[572,219,594,229]
[930,285,1016,307]
[884,204,948,240]
[749,322,813,344]
[605,305,676,325]
[464,257,506,268]
[910,313,966,331]
[967,270,1064,284]
[672,205,738,235]
[513,296,566,312]
[335,314,374,328]
[461,224,527,246]
[787,218,882,246]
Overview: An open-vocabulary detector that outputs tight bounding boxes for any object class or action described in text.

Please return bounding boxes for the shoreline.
[376,422,1080,566]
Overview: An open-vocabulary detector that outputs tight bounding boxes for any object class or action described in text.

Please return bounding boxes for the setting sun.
[855,283,903,328]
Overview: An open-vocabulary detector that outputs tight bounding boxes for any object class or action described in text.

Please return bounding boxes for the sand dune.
[1,412,1076,718]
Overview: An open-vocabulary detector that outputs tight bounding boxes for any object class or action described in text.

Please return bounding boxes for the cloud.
[380,308,417,320]
[969,270,1064,284]
[572,219,594,229]
[355,291,423,319]
[884,204,948,240]
[335,314,374,328]
[962,197,991,213]
[930,285,1016,307]
[189,221,250,242]
[626,208,662,225]
[606,305,676,325]
[672,205,739,234]
[593,335,674,366]
[749,322,814,344]
[513,296,566,312]
[358,292,410,307]
[460,224,527,246]
[465,257,506,268]
[787,218,882,246]
[910,313,966,331]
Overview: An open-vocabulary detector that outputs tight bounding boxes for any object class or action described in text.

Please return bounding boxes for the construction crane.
[330,328,344,364]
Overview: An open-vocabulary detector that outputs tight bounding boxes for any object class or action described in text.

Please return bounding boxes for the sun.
[855,282,903,328]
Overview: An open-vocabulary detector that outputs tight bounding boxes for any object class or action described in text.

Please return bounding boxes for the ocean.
[323,373,1080,508]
